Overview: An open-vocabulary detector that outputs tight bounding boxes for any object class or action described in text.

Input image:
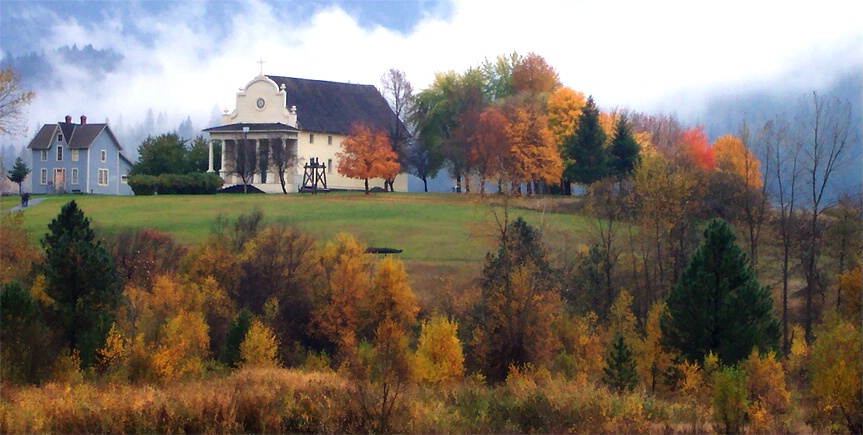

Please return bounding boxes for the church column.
[207,139,214,173]
[252,139,261,184]
[221,139,232,181]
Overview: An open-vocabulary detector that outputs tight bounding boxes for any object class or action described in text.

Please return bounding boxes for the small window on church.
[41,150,48,162]
[57,145,63,162]
[328,135,333,145]
[57,134,63,142]
[310,134,315,144]
[328,159,333,174]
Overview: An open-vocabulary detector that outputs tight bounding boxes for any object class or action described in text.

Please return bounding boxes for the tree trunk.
[422,177,428,192]
[364,178,370,195]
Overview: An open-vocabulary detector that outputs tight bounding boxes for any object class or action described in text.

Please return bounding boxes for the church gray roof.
[266,75,404,136]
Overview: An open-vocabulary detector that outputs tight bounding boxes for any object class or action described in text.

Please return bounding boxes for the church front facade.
[204,74,408,193]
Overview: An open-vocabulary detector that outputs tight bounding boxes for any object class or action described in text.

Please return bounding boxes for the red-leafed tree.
[470,107,511,194]
[681,126,715,170]
[337,124,401,194]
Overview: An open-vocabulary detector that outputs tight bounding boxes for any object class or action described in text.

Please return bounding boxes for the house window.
[57,145,63,161]
[57,133,63,142]
[71,168,79,185]
[328,135,333,145]
[41,150,47,161]
[309,134,314,144]
[98,169,109,186]
[72,150,79,162]
[40,168,47,185]
[101,150,107,162]
[121,175,128,184]
[327,159,333,174]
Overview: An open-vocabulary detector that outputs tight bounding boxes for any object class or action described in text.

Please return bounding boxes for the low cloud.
[3,0,860,151]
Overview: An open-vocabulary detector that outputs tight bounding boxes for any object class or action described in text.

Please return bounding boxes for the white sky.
[5,0,863,145]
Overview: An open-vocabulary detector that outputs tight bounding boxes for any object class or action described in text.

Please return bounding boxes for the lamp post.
[242,126,250,193]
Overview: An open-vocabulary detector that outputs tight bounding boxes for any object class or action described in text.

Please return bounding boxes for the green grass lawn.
[10,192,593,267]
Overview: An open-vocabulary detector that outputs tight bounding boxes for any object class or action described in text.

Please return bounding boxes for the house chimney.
[80,115,87,125]
[65,115,72,123]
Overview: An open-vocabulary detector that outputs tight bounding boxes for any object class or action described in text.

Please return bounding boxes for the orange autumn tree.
[712,134,763,189]
[511,52,561,95]
[505,104,563,193]
[337,124,400,194]
[681,126,715,170]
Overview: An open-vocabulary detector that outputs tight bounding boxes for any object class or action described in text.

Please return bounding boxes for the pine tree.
[603,335,638,392]
[609,115,640,178]
[7,157,29,194]
[564,96,607,185]
[42,200,122,368]
[661,219,780,365]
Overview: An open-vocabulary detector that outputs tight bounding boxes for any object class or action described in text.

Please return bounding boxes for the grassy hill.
[7,192,594,295]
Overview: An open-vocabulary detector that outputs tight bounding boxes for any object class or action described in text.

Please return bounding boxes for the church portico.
[204,122,300,192]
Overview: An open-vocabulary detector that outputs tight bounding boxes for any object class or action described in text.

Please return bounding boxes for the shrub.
[739,348,793,433]
[711,366,749,434]
[128,173,223,195]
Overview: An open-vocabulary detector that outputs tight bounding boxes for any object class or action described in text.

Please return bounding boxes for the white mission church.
[203,72,408,193]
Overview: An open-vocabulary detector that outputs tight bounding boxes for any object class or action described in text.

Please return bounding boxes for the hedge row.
[129,173,224,195]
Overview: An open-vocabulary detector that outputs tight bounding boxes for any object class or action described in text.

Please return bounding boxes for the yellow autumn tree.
[809,313,862,433]
[712,134,763,190]
[555,311,606,385]
[599,110,621,146]
[413,315,465,385]
[637,301,674,394]
[151,310,210,382]
[368,256,419,333]
[607,289,638,345]
[546,86,586,147]
[240,319,280,367]
[311,233,374,355]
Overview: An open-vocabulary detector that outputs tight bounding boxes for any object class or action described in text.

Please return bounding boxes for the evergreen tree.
[222,308,254,367]
[41,200,122,368]
[661,219,780,365]
[7,156,30,194]
[609,115,640,178]
[564,96,607,185]
[603,334,638,392]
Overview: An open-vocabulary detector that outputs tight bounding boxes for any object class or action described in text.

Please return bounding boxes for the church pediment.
[221,75,297,127]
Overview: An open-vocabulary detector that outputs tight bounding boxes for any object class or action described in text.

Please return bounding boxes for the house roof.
[27,121,126,152]
[266,75,404,136]
[27,124,59,150]
[203,122,299,134]
[68,124,110,149]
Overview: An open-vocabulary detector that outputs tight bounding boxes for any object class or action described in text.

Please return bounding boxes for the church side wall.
[296,131,407,192]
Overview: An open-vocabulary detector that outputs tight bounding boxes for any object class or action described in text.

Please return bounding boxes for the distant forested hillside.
[690,66,862,198]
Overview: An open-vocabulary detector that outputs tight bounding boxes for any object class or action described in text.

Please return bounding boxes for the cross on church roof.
[257,57,266,76]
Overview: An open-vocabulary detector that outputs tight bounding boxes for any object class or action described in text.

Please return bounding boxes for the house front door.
[54,168,66,192]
